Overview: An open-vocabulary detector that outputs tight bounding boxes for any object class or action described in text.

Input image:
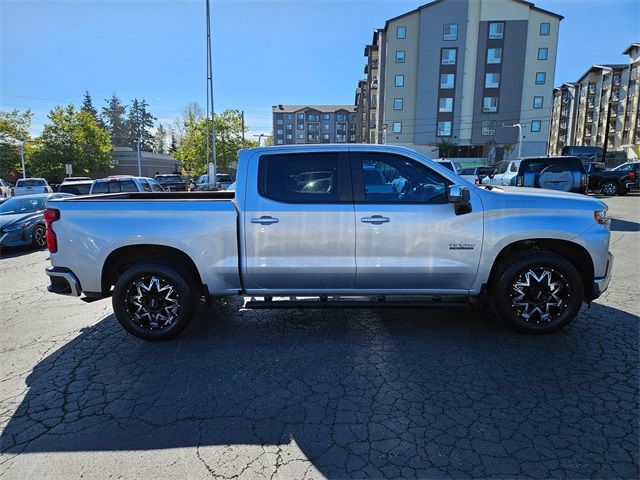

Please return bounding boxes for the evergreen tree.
[154,123,167,154]
[81,90,104,129]
[101,93,128,147]
[127,98,156,150]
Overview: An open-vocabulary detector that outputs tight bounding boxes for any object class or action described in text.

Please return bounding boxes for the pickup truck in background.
[44,145,613,340]
[585,162,636,196]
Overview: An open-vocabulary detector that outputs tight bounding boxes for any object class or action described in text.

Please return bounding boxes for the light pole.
[382,123,388,145]
[503,123,522,158]
[136,137,142,176]
[253,134,264,147]
[0,135,27,178]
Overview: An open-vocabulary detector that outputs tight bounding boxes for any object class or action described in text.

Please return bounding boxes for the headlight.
[594,209,610,225]
[2,221,31,233]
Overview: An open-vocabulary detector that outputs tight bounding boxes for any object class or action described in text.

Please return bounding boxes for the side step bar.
[244,295,469,310]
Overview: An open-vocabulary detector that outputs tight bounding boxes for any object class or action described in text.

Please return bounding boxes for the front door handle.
[361,215,390,225]
[251,216,279,225]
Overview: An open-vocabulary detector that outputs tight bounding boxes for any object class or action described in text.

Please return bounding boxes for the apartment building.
[548,44,640,158]
[355,0,562,158]
[272,105,357,145]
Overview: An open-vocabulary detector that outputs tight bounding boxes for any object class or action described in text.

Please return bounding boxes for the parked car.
[12,178,53,196]
[45,145,612,340]
[0,193,73,248]
[62,176,91,183]
[584,162,636,196]
[155,174,188,192]
[57,180,93,196]
[458,166,493,184]
[89,176,165,195]
[435,160,460,174]
[484,157,587,193]
[216,173,234,190]
[0,179,12,198]
[192,173,234,191]
[610,162,640,190]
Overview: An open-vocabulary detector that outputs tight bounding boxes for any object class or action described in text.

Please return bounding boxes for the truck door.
[351,151,483,291]
[242,151,356,292]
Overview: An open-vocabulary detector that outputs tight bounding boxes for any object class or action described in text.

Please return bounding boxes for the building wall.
[273,107,357,145]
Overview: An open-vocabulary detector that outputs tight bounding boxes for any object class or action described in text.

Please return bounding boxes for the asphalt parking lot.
[0,194,638,479]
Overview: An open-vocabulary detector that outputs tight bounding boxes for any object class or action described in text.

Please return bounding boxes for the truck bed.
[59,191,236,201]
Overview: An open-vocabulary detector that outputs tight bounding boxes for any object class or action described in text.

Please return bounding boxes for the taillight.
[44,208,60,253]
[629,171,636,180]
[516,175,524,187]
[184,184,188,191]
[216,182,222,190]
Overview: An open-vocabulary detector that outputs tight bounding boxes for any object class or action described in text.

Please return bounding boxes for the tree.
[154,123,167,154]
[434,139,456,158]
[168,129,178,154]
[29,105,111,181]
[0,109,32,179]
[80,90,101,124]
[127,98,156,150]
[101,93,128,147]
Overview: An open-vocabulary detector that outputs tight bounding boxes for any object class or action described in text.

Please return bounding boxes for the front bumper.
[591,252,613,300]
[45,267,82,297]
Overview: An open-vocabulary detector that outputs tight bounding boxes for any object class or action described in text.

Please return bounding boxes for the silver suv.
[89,176,165,195]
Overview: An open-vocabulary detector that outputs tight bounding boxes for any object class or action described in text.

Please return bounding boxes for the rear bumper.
[625,181,637,190]
[591,252,613,300]
[45,267,81,297]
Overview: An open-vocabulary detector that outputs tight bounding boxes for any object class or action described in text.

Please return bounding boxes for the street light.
[0,134,28,179]
[503,123,522,158]
[136,137,142,176]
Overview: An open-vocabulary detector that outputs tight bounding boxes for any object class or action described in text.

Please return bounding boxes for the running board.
[244,295,469,310]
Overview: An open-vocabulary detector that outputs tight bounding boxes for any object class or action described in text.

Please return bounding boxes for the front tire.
[112,262,197,340]
[492,252,584,334]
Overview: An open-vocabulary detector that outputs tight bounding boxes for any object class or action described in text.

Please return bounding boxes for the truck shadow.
[1,299,638,478]
[610,218,640,232]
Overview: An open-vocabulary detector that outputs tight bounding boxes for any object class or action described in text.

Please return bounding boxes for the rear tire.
[31,224,46,248]
[112,262,198,340]
[600,180,618,196]
[491,252,584,334]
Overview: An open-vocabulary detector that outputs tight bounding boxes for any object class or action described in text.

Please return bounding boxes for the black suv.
[584,162,637,196]
[515,156,588,194]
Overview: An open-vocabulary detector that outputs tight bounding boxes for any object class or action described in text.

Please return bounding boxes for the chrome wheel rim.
[602,183,616,195]
[125,275,181,330]
[511,267,568,323]
[33,225,46,247]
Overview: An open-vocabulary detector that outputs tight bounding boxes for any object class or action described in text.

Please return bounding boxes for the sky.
[1,0,639,138]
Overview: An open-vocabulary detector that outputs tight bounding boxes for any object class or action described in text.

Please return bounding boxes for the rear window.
[258,153,340,203]
[520,157,584,174]
[91,180,138,194]
[17,179,46,187]
[217,174,233,182]
[156,175,183,184]
[459,168,475,175]
[438,162,454,171]
[58,183,91,195]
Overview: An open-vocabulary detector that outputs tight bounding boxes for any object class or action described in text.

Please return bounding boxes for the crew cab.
[13,178,53,196]
[44,145,613,340]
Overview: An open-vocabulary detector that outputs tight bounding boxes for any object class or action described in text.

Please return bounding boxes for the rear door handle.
[251,216,279,225]
[361,215,390,225]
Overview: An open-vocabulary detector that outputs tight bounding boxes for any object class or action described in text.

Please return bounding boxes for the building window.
[531,120,542,132]
[277,139,283,145]
[324,124,330,130]
[538,47,548,60]
[489,22,504,39]
[396,50,405,63]
[322,113,330,120]
[481,121,495,135]
[322,133,330,141]
[535,72,546,85]
[307,113,320,122]
[286,114,293,120]
[392,122,402,133]
[297,124,304,130]
[297,113,304,121]
[286,124,292,130]
[440,73,455,89]
[286,134,292,140]
[441,48,456,65]
[276,119,283,125]
[437,121,452,136]
[487,48,502,64]
[533,96,544,108]
[397,26,406,39]
[393,98,403,110]
[297,133,304,139]
[485,72,500,88]
[395,75,405,87]
[276,129,283,135]
[443,23,458,41]
[540,23,550,36]
[336,114,347,121]
[483,97,498,113]
[439,97,453,112]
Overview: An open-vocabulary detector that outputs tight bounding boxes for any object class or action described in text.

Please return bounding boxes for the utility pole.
[206,0,217,183]
[601,85,613,164]
[253,133,263,147]
[241,110,246,148]
[0,135,28,178]
[19,141,26,179]
[136,137,142,176]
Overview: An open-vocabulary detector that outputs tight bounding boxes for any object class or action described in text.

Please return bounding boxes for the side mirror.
[448,185,471,204]
[448,185,472,215]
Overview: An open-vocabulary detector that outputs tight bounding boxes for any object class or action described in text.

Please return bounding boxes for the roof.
[623,43,640,55]
[577,64,627,83]
[272,105,356,114]
[383,0,562,29]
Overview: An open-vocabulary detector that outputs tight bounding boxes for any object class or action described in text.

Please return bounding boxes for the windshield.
[0,196,45,215]
[521,158,583,173]
[217,174,232,182]
[156,175,183,184]
[16,179,46,187]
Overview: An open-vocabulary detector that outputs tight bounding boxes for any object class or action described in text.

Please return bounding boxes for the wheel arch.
[487,238,595,300]
[101,244,204,296]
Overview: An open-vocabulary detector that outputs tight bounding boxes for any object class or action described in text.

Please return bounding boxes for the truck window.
[141,180,152,192]
[495,161,509,174]
[91,182,109,194]
[258,153,340,203]
[358,153,449,203]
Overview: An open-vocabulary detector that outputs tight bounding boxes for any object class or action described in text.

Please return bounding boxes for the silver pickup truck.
[44,145,613,340]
